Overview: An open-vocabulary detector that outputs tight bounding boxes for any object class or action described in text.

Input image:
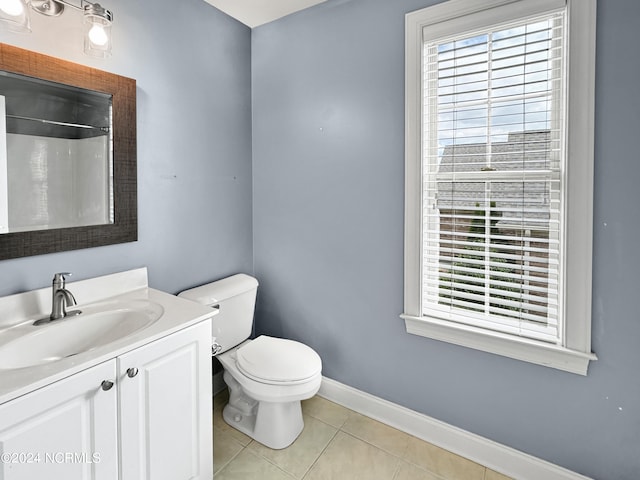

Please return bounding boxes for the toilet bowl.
[178,274,322,450]
[217,336,321,449]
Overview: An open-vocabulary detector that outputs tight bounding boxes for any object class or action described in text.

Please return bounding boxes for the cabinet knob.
[126,367,139,378]
[101,380,114,391]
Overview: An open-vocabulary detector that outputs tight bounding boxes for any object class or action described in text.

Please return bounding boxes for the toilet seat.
[236,335,322,385]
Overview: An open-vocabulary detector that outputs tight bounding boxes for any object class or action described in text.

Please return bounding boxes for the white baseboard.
[318,376,591,480]
[213,371,226,396]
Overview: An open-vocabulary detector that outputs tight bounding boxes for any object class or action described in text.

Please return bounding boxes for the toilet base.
[222,371,304,449]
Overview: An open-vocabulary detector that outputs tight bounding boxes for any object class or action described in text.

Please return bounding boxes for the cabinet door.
[0,360,118,480]
[118,320,212,480]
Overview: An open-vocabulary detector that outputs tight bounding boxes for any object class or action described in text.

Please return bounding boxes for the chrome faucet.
[50,272,78,320]
[34,272,81,325]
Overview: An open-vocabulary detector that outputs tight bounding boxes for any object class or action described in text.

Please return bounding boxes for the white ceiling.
[204,0,328,28]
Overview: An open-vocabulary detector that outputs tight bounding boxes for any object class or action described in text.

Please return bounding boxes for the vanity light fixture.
[0,0,30,32]
[0,0,113,57]
[82,2,112,57]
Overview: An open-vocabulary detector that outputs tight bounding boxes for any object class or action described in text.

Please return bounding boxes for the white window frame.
[402,0,597,375]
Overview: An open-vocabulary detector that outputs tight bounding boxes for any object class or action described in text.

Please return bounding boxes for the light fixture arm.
[31,0,108,16]
[61,0,108,12]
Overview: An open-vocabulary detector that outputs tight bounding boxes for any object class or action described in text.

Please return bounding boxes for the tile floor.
[213,389,513,480]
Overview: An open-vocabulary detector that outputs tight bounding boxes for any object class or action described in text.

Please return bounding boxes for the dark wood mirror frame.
[0,43,137,260]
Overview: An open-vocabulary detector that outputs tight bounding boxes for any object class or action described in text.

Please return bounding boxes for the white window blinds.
[421,10,566,343]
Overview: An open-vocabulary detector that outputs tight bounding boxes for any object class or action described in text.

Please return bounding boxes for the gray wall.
[252,1,640,479]
[0,0,253,296]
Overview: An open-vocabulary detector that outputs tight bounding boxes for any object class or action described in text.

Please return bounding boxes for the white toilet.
[178,274,322,449]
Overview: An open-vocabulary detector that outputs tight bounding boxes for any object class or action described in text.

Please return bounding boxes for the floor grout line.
[299,427,339,480]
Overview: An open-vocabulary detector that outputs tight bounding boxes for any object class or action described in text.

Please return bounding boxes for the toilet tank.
[178,274,259,354]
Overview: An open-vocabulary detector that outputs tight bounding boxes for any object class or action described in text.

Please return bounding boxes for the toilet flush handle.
[212,342,222,356]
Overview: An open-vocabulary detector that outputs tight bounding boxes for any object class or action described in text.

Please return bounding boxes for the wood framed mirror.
[0,43,136,260]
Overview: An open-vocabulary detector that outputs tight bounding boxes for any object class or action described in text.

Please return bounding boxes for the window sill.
[401,314,597,375]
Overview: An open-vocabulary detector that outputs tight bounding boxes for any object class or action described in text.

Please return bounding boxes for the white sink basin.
[0,299,164,369]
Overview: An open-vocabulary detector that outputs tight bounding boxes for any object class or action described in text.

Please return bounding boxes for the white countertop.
[0,268,216,405]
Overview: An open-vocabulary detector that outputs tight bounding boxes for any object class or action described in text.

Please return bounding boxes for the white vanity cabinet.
[118,320,212,480]
[0,360,119,480]
[0,319,212,480]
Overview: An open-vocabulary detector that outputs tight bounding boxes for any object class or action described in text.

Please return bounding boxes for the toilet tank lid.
[178,274,258,306]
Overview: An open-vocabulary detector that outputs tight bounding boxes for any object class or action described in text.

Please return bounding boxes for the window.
[403,0,597,374]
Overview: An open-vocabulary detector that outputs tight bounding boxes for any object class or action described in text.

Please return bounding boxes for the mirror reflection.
[0,71,113,234]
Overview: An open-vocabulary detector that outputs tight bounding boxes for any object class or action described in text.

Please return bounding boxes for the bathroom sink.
[0,299,164,369]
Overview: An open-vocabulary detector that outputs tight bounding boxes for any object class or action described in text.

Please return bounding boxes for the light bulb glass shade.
[83,3,112,58]
[0,0,24,16]
[0,0,30,33]
[88,23,108,45]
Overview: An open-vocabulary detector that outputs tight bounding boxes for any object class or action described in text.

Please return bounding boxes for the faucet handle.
[53,272,72,286]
